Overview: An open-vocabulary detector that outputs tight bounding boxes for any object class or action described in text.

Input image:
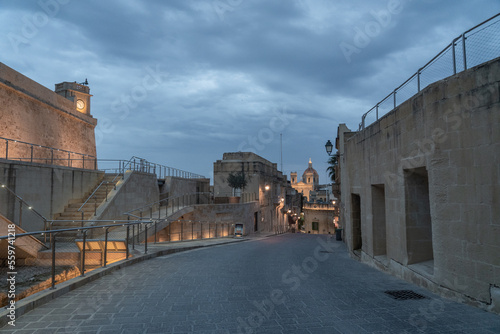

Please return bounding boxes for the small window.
[312,222,319,230]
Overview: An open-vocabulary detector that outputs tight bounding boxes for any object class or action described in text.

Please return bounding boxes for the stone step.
[56,213,93,221]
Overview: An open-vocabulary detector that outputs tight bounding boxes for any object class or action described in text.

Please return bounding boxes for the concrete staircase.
[51,174,121,239]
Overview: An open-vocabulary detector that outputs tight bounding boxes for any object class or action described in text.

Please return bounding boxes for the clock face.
[76,99,85,111]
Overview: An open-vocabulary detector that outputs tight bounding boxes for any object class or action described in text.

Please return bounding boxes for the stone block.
[476,225,500,247]
[434,203,461,221]
[422,83,445,107]
[489,286,500,314]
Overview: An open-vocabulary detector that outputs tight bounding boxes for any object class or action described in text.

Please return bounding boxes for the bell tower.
[55,80,92,116]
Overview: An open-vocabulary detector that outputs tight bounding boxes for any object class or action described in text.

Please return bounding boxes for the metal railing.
[0,140,204,179]
[98,156,205,179]
[0,183,48,229]
[359,13,500,130]
[0,218,236,308]
[124,192,214,220]
[0,136,97,169]
[77,174,122,221]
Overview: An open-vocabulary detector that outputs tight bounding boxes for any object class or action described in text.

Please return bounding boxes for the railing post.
[51,234,56,289]
[393,91,397,109]
[30,145,33,163]
[181,220,183,241]
[144,224,148,254]
[103,228,109,267]
[83,155,85,169]
[68,152,71,167]
[94,195,97,216]
[154,221,157,244]
[417,70,421,92]
[51,149,54,165]
[130,216,135,250]
[192,221,194,240]
[452,40,457,74]
[126,225,130,260]
[18,199,23,227]
[5,139,8,159]
[80,230,87,277]
[462,33,467,71]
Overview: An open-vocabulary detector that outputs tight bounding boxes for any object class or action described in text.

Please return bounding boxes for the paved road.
[3,234,500,333]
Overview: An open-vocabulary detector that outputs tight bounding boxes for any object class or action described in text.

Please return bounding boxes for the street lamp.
[265,184,270,191]
[325,140,333,156]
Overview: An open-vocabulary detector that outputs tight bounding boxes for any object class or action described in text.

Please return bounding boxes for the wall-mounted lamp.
[265,185,270,191]
[325,140,333,156]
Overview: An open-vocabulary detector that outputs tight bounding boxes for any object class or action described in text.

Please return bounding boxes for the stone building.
[213,152,291,233]
[290,159,319,201]
[335,57,500,313]
[302,202,336,235]
[0,63,97,168]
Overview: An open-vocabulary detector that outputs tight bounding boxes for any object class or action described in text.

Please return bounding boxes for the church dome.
[302,159,319,183]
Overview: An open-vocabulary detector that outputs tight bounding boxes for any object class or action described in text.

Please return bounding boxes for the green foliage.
[227,171,247,190]
[326,155,338,182]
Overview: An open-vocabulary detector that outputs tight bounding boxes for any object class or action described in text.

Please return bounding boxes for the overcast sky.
[1,1,499,183]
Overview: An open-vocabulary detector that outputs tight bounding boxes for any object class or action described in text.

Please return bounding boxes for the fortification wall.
[0,63,97,166]
[340,57,500,309]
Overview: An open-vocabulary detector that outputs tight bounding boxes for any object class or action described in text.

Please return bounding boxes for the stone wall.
[339,57,500,310]
[0,63,97,167]
[159,177,210,201]
[96,171,160,222]
[150,202,260,242]
[303,204,336,235]
[0,160,103,231]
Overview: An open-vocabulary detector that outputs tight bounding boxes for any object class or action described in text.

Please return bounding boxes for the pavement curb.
[1,237,248,328]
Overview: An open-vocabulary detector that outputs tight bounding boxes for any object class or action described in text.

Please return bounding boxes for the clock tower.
[55,81,92,116]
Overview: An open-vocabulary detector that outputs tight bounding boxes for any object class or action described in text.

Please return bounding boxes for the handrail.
[0,183,48,228]
[98,156,205,179]
[0,136,97,169]
[18,219,151,240]
[359,13,500,130]
[77,178,120,220]
[124,192,213,219]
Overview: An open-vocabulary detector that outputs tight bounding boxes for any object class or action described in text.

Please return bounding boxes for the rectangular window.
[312,221,319,230]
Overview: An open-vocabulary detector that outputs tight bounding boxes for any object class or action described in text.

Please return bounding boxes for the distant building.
[302,202,337,235]
[290,159,319,201]
[213,152,292,233]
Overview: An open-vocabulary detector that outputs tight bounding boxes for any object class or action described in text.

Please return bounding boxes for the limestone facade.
[0,63,97,168]
[336,57,500,312]
[213,152,291,233]
[290,159,319,201]
[302,203,336,235]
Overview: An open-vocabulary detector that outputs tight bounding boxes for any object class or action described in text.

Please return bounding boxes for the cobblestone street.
[3,234,500,333]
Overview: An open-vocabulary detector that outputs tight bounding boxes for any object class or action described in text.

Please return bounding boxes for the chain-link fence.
[360,13,500,130]
[0,218,236,308]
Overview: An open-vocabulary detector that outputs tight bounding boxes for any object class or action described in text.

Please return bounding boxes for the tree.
[326,155,338,182]
[227,171,247,196]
